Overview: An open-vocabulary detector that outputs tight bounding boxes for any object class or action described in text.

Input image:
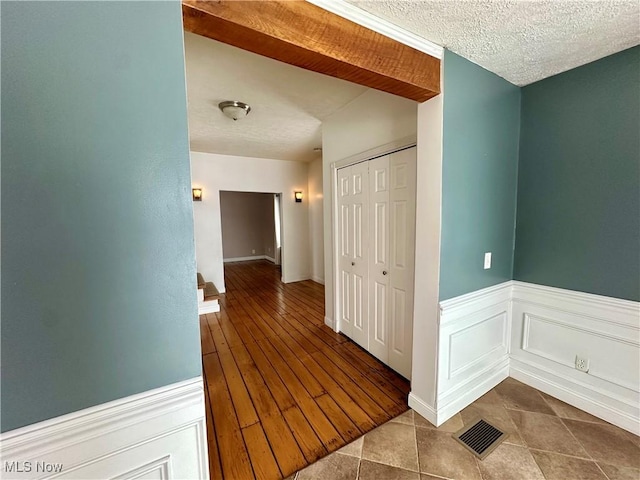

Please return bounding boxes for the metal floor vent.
[452,418,507,460]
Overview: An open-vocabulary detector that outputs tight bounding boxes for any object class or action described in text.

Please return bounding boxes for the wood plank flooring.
[201,261,410,480]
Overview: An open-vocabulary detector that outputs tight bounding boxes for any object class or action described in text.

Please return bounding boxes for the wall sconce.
[294,191,303,203]
[192,188,203,201]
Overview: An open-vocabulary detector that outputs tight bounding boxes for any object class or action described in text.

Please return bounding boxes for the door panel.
[374,281,387,344]
[391,287,407,353]
[392,200,408,268]
[337,162,369,349]
[338,166,353,337]
[368,155,390,363]
[349,162,369,348]
[388,147,417,378]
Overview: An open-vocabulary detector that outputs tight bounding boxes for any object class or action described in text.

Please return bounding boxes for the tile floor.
[287,378,640,480]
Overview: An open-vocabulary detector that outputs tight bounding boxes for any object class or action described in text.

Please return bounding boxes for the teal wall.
[1,1,201,432]
[439,51,521,300]
[514,47,640,301]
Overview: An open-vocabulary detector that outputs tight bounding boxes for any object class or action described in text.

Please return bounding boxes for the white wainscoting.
[0,377,209,479]
[435,282,512,425]
[408,281,640,433]
[510,281,640,435]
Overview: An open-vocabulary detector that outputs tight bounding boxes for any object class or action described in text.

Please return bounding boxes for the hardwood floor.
[201,260,410,480]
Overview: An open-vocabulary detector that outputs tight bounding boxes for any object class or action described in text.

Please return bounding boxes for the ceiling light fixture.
[218,100,251,121]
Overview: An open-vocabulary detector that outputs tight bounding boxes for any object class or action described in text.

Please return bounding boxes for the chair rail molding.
[409,280,640,434]
[0,377,209,479]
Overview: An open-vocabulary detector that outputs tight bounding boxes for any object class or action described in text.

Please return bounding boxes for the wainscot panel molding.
[411,280,639,433]
[435,281,512,425]
[0,377,208,479]
[510,281,640,435]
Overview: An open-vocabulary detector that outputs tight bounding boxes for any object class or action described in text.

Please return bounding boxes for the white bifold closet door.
[337,147,416,379]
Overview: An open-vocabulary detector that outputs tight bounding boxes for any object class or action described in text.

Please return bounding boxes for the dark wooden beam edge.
[182,0,440,102]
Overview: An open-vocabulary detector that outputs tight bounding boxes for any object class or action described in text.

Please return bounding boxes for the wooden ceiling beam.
[182,0,440,102]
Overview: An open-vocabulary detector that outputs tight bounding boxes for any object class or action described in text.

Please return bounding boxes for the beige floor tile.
[494,378,556,415]
[460,401,524,446]
[391,409,415,426]
[530,450,608,480]
[338,436,364,458]
[508,409,589,457]
[420,475,447,480]
[597,462,640,480]
[476,443,545,480]
[474,389,503,405]
[415,412,464,433]
[358,460,420,480]
[539,393,607,424]
[625,431,640,449]
[361,421,419,472]
[563,420,640,469]
[296,452,359,480]
[416,427,482,480]
[413,412,435,429]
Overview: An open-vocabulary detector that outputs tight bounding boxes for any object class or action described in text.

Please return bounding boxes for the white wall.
[191,152,310,292]
[321,89,418,324]
[308,157,325,283]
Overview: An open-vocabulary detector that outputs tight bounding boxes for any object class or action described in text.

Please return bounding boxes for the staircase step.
[204,282,220,301]
[197,272,205,289]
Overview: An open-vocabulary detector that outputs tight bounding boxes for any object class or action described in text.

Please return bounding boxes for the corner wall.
[514,46,640,301]
[439,51,521,301]
[191,152,310,291]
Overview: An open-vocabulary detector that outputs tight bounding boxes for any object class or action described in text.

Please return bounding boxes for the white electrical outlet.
[252,249,256,254]
[484,252,492,269]
[575,355,590,373]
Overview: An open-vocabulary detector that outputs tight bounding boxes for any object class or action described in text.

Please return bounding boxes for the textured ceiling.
[345,0,640,86]
[184,32,367,162]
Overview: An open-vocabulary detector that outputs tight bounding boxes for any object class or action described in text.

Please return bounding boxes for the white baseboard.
[223,255,268,263]
[283,274,312,284]
[264,255,276,263]
[312,276,325,285]
[0,377,209,479]
[511,358,640,435]
[408,392,437,426]
[510,281,639,435]
[438,357,509,425]
[198,300,220,315]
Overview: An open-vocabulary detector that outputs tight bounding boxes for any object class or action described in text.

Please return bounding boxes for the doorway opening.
[220,191,282,269]
[186,28,419,480]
